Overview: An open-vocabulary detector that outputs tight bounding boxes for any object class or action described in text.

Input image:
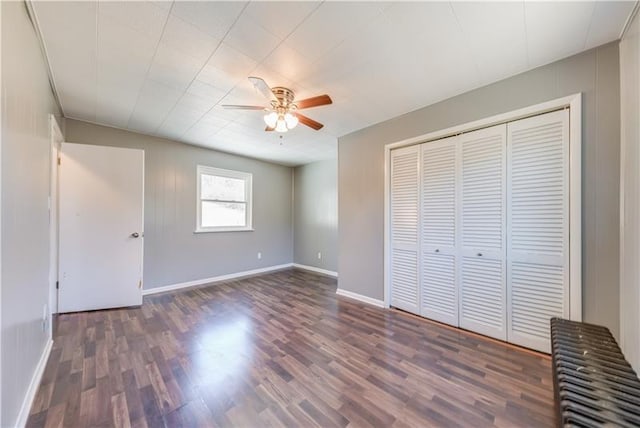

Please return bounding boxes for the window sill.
[194,227,254,234]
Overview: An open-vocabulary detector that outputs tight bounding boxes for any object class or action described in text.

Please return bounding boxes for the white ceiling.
[32,1,636,166]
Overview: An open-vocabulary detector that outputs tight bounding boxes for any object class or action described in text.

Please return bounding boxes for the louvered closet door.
[459,124,507,340]
[420,137,459,326]
[507,110,569,353]
[390,146,420,314]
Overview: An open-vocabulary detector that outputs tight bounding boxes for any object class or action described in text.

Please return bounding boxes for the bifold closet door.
[459,124,507,340]
[390,146,420,314]
[420,137,458,326]
[507,109,570,353]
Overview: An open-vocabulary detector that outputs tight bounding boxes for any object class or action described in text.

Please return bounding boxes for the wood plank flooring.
[27,268,554,427]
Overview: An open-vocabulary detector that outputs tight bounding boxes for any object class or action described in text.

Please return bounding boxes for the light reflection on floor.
[193,316,254,389]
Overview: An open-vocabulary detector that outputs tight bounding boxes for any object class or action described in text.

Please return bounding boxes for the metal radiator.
[550,317,640,427]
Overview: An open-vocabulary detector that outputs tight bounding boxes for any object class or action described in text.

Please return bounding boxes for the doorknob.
[131,232,140,238]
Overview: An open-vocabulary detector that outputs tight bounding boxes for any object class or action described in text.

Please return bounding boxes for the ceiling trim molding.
[620,1,640,40]
[23,0,65,117]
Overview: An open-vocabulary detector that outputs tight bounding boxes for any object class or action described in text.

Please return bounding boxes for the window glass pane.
[201,201,246,228]
[201,174,245,201]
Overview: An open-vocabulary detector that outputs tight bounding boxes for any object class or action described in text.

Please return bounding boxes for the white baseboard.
[292,263,338,278]
[336,288,385,308]
[142,263,294,296]
[15,338,53,428]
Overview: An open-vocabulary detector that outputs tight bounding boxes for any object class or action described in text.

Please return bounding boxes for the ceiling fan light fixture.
[228,77,331,133]
[264,111,278,128]
[284,112,298,129]
[275,116,288,133]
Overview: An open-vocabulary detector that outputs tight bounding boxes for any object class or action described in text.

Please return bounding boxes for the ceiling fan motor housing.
[271,87,296,108]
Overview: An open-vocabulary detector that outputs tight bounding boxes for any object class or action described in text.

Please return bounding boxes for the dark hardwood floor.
[27,268,554,427]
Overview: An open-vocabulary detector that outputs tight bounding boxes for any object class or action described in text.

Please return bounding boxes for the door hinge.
[138,280,142,289]
[56,281,59,290]
[57,156,61,165]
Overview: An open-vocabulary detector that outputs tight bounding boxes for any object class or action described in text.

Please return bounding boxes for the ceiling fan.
[222,77,332,133]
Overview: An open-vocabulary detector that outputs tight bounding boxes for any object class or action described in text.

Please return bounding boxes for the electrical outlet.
[317,252,322,260]
[257,252,262,260]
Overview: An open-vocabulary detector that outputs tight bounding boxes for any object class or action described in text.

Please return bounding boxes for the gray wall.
[338,42,621,337]
[65,119,293,290]
[1,1,61,425]
[620,7,640,371]
[293,159,338,273]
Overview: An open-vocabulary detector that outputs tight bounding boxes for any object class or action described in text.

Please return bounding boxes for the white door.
[59,143,144,313]
[458,124,507,340]
[420,136,459,326]
[390,145,420,314]
[507,110,570,353]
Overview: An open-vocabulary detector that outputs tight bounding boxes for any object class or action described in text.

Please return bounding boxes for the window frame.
[195,165,253,233]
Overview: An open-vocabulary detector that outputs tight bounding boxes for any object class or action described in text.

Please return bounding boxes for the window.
[196,165,253,232]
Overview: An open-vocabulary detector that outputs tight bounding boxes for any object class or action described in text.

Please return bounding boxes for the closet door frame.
[384,93,582,324]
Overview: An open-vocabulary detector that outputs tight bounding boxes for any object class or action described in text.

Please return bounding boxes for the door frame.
[384,93,583,322]
[49,115,63,321]
[0,4,3,418]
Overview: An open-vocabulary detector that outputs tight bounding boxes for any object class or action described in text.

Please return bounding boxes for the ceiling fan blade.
[248,76,276,101]
[265,126,274,132]
[295,113,324,130]
[295,94,332,110]
[221,105,266,110]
